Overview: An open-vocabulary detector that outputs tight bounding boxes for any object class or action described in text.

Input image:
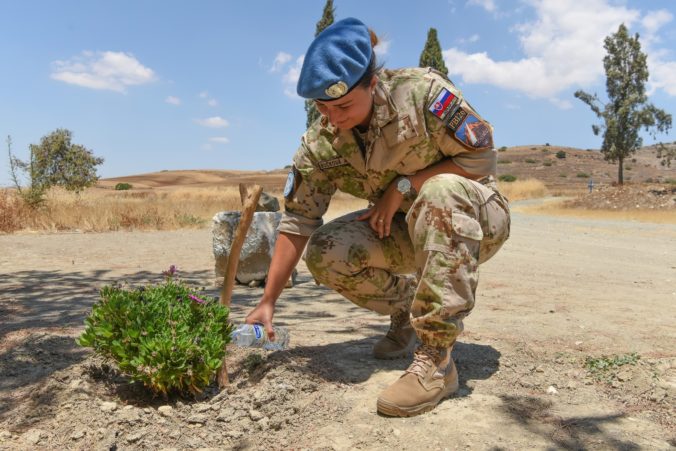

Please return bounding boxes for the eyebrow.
[316,100,352,107]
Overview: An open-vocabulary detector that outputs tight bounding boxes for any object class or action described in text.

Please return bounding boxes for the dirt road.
[1,207,674,450]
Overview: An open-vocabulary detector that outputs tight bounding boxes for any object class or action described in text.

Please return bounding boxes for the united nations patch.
[455,114,493,149]
[283,169,295,199]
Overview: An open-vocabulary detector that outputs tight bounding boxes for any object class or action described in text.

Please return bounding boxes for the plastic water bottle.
[230,324,290,351]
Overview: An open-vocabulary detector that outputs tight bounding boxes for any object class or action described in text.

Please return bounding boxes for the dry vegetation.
[2,143,674,234]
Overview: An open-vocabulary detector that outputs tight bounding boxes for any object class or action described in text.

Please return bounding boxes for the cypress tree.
[419,28,448,76]
[305,0,335,129]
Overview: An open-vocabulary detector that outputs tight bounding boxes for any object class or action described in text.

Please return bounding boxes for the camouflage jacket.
[279,67,497,236]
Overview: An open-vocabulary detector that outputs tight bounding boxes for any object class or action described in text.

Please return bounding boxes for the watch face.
[397,177,411,194]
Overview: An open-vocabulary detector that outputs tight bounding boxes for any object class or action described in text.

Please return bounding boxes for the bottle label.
[253,324,263,340]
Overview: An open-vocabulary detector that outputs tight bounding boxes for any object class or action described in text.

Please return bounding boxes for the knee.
[418,174,467,200]
[306,229,368,282]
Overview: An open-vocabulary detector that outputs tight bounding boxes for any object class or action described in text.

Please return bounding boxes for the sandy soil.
[0,205,675,450]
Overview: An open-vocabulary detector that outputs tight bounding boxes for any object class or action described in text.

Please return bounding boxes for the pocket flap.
[451,212,483,241]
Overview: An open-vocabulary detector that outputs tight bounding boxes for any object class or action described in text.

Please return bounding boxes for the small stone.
[249,409,265,421]
[117,408,141,424]
[23,429,45,445]
[226,430,243,439]
[158,405,173,417]
[195,404,212,413]
[0,431,12,441]
[392,428,401,437]
[69,379,83,389]
[546,386,558,395]
[187,414,208,425]
[535,366,545,373]
[100,401,117,412]
[616,370,632,382]
[257,417,270,430]
[611,380,621,389]
[126,431,145,443]
[70,429,86,440]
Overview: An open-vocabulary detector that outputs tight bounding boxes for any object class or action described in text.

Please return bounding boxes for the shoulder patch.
[428,87,459,121]
[454,113,493,149]
[445,106,468,132]
[284,166,302,199]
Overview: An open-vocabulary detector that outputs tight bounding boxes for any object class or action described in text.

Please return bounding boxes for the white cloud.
[443,0,642,106]
[270,52,292,72]
[207,98,218,107]
[468,0,496,13]
[458,34,480,45]
[194,116,229,128]
[51,51,156,93]
[649,59,676,96]
[374,39,391,58]
[282,55,305,98]
[209,137,230,144]
[165,96,181,105]
[642,9,672,37]
[198,90,219,107]
[199,91,209,99]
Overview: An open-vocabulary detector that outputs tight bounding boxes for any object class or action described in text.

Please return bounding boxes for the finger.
[357,209,373,221]
[266,322,276,341]
[384,219,391,237]
[376,217,385,239]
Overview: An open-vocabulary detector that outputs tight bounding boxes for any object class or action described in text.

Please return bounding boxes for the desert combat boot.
[376,344,458,417]
[372,308,417,359]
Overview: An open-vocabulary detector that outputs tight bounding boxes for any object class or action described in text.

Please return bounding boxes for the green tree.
[9,129,104,204]
[305,0,335,129]
[574,24,671,184]
[419,28,448,76]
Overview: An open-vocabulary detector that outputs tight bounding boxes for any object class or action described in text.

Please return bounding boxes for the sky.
[1,0,675,186]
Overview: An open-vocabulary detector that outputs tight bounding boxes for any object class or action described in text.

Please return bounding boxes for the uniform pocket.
[451,211,484,241]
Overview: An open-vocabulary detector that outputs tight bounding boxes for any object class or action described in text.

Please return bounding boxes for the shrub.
[530,147,537,150]
[559,174,567,178]
[525,159,537,164]
[0,190,25,233]
[625,165,632,171]
[115,183,133,190]
[543,161,553,167]
[556,151,566,159]
[545,142,551,146]
[577,172,590,178]
[498,174,517,182]
[497,159,512,164]
[498,146,507,152]
[78,267,232,395]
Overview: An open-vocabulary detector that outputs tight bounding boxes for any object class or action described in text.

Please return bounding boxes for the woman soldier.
[246,17,510,417]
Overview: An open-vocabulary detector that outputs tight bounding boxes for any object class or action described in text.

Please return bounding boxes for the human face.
[314,77,377,130]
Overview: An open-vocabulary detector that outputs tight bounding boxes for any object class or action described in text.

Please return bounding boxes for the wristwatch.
[396,176,417,200]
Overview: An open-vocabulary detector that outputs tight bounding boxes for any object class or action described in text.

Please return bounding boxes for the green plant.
[78,266,231,395]
[577,172,590,178]
[497,159,512,164]
[543,161,553,167]
[498,174,517,182]
[525,159,537,164]
[556,150,567,159]
[115,183,133,190]
[545,142,551,146]
[559,173,567,178]
[498,146,507,152]
[625,165,632,170]
[585,352,640,382]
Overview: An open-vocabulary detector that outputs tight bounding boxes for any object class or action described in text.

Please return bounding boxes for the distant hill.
[98,145,674,193]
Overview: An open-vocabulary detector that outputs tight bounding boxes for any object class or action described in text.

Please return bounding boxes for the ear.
[369,75,378,91]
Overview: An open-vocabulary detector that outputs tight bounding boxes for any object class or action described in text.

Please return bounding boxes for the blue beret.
[297,17,373,100]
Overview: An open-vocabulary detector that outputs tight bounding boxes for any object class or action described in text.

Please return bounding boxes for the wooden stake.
[217,183,263,388]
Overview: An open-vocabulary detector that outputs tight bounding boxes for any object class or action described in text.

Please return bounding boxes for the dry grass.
[497,178,549,201]
[515,198,676,224]
[0,186,369,234]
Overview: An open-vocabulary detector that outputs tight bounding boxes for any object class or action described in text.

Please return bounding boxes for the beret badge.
[325,81,348,99]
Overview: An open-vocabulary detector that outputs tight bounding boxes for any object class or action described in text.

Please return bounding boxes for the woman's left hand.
[357,182,404,239]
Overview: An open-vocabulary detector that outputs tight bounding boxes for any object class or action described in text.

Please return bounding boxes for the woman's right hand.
[245,301,276,341]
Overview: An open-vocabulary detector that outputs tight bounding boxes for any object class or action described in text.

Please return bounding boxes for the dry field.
[3,143,674,234]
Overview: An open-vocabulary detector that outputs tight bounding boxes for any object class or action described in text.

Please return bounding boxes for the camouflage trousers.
[305,174,510,348]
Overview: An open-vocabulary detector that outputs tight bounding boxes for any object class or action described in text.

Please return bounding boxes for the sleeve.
[277,136,336,237]
[424,77,497,177]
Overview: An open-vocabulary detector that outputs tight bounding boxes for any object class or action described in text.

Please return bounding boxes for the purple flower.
[188,294,206,304]
[162,265,178,278]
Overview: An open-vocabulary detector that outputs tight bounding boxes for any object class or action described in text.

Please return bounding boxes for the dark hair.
[356,28,384,89]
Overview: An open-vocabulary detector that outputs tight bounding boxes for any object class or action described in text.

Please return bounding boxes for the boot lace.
[405,344,440,378]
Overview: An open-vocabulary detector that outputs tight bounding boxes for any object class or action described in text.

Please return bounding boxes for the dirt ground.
[1,204,675,450]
